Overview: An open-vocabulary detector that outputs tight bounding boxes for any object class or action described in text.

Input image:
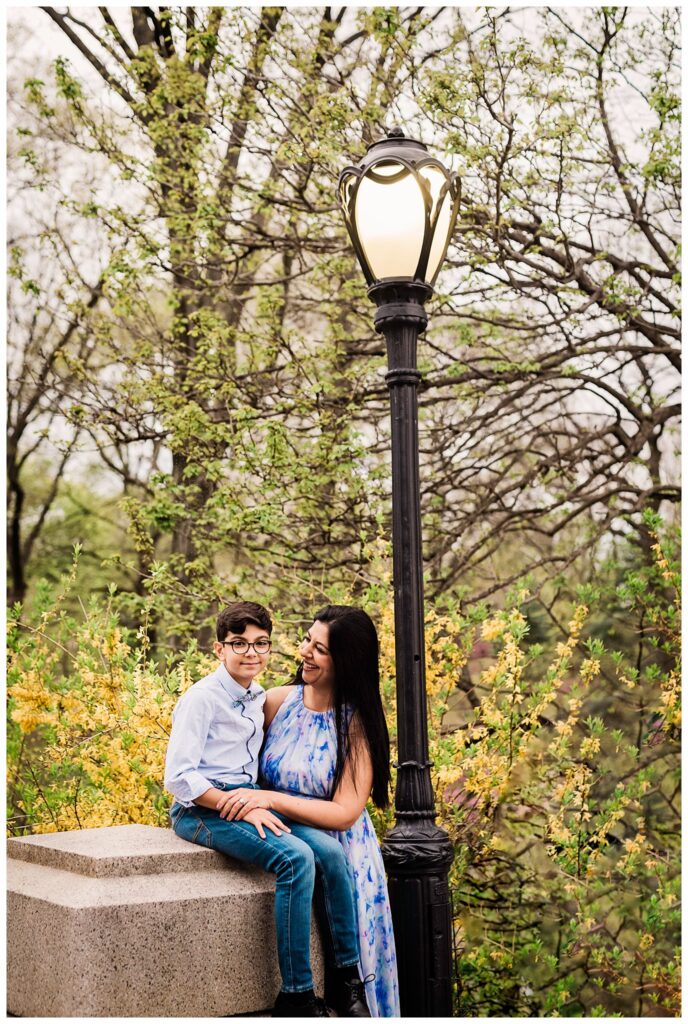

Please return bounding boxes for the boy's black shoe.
[272,990,331,1017]
[327,975,372,1017]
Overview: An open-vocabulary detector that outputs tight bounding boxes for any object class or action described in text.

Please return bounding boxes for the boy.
[165,601,368,1018]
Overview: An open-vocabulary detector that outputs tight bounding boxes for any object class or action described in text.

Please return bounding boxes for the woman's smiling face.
[299,620,335,690]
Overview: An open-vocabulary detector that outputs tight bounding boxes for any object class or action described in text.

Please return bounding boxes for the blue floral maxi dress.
[260,685,400,1017]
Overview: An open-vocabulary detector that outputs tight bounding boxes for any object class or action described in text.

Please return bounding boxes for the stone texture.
[7,824,324,1017]
[8,823,229,877]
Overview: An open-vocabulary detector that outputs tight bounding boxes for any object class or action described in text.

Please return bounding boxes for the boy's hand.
[242,807,291,840]
[218,788,273,820]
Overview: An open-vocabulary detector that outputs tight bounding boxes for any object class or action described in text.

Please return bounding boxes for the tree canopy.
[8,6,680,632]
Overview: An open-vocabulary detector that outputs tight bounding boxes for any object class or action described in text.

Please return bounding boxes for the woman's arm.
[224,721,374,831]
[263,685,291,730]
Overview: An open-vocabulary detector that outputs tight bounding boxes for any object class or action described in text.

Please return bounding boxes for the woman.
[223,605,400,1018]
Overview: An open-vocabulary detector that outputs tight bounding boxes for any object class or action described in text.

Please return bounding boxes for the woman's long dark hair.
[292,604,391,808]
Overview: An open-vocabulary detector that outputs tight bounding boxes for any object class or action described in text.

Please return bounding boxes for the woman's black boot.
[325,967,371,1017]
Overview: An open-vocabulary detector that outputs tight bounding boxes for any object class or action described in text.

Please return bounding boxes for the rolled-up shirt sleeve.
[165,689,216,807]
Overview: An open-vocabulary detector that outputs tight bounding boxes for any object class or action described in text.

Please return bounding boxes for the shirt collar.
[215,662,264,705]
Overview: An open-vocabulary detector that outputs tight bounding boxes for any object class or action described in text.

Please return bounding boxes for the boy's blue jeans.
[170,782,359,993]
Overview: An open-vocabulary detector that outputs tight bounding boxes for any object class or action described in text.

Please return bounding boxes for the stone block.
[7,824,324,1017]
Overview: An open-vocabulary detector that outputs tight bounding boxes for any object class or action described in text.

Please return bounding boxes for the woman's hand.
[217,787,273,821]
[242,807,291,839]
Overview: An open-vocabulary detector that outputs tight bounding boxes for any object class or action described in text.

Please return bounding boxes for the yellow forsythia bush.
[7,530,680,1016]
[8,596,204,832]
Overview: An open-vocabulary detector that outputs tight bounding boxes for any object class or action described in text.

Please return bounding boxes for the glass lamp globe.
[338,127,461,289]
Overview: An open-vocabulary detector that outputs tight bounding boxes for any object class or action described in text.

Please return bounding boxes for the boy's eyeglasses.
[221,639,272,654]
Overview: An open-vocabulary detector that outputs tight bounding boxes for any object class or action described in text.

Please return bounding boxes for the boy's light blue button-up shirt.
[164,663,266,807]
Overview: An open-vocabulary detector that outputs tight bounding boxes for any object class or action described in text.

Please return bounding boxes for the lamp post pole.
[337,127,460,1017]
[371,280,455,1018]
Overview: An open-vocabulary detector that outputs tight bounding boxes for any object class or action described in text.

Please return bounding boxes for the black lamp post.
[338,127,461,1017]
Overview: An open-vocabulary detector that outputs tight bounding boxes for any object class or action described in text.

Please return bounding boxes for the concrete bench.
[7,824,324,1017]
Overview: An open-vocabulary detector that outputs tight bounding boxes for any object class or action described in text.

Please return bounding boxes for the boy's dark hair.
[216,601,272,641]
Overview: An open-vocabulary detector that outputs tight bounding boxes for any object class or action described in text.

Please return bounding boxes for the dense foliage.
[8,521,680,1016]
[6,6,681,1018]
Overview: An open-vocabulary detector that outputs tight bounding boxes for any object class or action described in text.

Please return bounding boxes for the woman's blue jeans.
[170,783,359,993]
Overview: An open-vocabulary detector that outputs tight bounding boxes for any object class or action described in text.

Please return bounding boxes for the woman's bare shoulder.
[264,685,293,727]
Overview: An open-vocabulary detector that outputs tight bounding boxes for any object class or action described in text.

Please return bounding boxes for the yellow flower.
[9,673,57,734]
[580,658,600,681]
[624,833,646,855]
[481,618,503,642]
[102,628,123,658]
[580,736,601,758]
